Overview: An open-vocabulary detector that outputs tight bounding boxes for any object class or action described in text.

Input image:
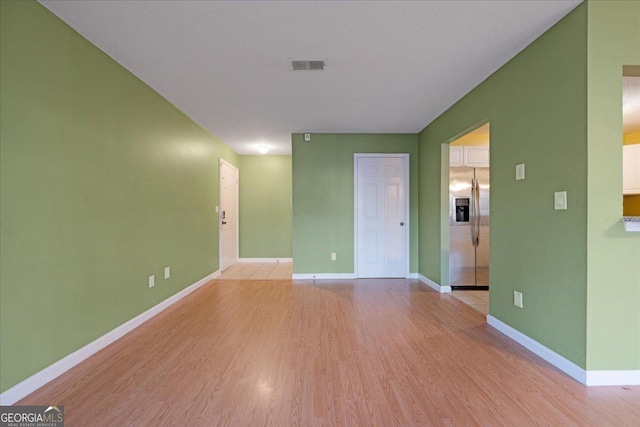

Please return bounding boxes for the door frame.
[219,158,239,271]
[354,153,410,278]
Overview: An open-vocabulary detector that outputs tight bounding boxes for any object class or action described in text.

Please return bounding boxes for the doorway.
[448,123,490,289]
[354,154,409,278]
[219,159,239,271]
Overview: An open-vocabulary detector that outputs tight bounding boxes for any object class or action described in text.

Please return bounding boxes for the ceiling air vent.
[289,59,326,71]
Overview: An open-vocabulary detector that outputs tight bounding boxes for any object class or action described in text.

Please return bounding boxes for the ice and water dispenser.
[455,198,470,223]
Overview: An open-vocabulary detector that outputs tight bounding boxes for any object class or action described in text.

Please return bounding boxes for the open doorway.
[448,123,490,315]
[622,66,640,223]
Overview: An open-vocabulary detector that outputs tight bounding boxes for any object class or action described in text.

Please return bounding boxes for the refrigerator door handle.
[475,178,480,246]
[470,179,477,247]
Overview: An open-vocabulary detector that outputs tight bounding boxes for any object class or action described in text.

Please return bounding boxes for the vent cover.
[289,60,326,71]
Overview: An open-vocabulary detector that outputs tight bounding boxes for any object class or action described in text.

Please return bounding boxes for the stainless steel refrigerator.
[449,167,490,288]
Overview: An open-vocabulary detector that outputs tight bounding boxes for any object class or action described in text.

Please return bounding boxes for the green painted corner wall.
[239,155,293,258]
[292,134,419,274]
[586,1,640,371]
[419,4,588,367]
[0,1,238,392]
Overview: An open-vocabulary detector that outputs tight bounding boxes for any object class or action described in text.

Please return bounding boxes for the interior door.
[219,159,238,271]
[356,155,408,278]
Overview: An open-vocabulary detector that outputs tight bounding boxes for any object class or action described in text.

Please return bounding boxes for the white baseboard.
[0,270,220,405]
[418,274,452,293]
[239,258,293,263]
[487,315,640,386]
[406,273,418,279]
[586,370,640,386]
[487,315,587,384]
[292,273,356,280]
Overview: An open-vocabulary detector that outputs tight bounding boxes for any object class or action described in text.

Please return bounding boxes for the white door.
[355,155,408,278]
[219,159,239,271]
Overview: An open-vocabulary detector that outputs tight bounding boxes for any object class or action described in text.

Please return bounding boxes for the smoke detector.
[289,59,327,71]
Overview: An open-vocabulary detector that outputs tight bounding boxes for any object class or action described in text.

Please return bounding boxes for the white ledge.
[623,216,640,232]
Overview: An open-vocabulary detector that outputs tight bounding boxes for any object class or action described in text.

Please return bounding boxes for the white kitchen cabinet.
[450,146,489,167]
[623,144,640,195]
[450,146,464,167]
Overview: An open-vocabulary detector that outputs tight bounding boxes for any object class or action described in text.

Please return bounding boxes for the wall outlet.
[304,133,311,142]
[514,291,523,308]
[215,206,219,213]
[149,275,155,288]
[516,163,525,180]
[330,252,336,261]
[164,267,170,279]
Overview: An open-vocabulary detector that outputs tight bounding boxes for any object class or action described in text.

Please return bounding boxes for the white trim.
[406,272,418,279]
[292,273,356,280]
[487,315,640,386]
[219,158,239,272]
[354,153,410,279]
[0,270,220,405]
[238,258,293,263]
[418,274,452,293]
[487,315,587,385]
[586,370,640,386]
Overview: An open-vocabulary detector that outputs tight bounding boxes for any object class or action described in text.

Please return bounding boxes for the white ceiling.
[39,0,582,155]
[623,77,640,135]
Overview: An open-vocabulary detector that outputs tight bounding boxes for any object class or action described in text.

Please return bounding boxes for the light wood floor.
[218,261,293,280]
[19,279,640,426]
[451,290,489,315]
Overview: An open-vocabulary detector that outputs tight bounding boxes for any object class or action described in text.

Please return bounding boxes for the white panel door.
[220,159,239,271]
[356,155,408,278]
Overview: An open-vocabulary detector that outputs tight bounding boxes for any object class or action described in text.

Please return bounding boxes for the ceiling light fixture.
[258,144,269,154]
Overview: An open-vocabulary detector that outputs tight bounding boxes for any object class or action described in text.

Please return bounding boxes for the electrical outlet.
[304,133,311,142]
[330,252,336,261]
[514,291,523,308]
[215,206,219,213]
[149,275,155,288]
[164,267,170,279]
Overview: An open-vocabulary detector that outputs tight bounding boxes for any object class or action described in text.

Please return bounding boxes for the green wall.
[0,1,238,392]
[419,5,589,367]
[239,155,292,258]
[292,134,419,274]
[586,1,640,371]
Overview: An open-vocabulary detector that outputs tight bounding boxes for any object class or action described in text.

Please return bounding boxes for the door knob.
[400,222,405,226]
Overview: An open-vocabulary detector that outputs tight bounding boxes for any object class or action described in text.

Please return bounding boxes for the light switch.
[164,267,170,279]
[514,291,523,308]
[148,275,155,288]
[215,206,219,213]
[554,191,567,210]
[516,164,525,180]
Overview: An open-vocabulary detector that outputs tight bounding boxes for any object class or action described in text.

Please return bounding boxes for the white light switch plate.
[215,206,219,213]
[554,191,567,210]
[516,163,525,180]
[164,267,170,279]
[148,275,155,288]
[514,291,523,308]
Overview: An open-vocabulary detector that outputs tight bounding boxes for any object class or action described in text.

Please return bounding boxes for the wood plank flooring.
[217,262,293,280]
[18,279,640,426]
